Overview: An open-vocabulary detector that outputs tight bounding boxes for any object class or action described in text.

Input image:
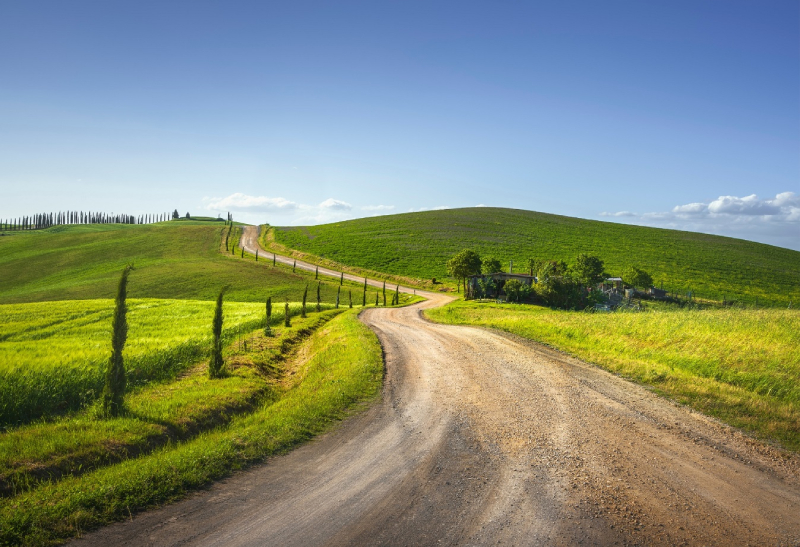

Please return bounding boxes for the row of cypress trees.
[1,211,172,231]
[103,255,405,417]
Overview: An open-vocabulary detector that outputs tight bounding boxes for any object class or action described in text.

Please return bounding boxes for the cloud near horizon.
[600,191,800,250]
[203,193,400,225]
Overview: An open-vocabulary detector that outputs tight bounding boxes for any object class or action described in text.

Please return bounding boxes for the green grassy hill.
[0,221,364,304]
[274,207,800,306]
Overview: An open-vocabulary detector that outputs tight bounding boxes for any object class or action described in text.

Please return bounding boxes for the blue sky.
[1,1,798,249]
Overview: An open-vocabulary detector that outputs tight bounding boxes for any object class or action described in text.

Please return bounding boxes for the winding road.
[75,226,800,546]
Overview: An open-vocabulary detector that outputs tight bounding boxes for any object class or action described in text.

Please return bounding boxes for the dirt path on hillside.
[73,227,800,546]
[239,225,425,295]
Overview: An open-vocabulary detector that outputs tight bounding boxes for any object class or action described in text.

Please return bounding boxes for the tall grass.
[427,301,800,451]
[0,299,331,427]
[0,309,383,546]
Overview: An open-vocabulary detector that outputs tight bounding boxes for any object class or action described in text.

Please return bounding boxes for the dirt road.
[74,227,800,546]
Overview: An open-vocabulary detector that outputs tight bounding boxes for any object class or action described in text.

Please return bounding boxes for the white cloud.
[672,202,706,215]
[432,205,450,210]
[318,198,352,211]
[205,193,298,212]
[598,191,800,251]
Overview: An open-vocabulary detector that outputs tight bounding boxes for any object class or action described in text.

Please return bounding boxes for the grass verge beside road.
[0,308,383,546]
[426,301,800,451]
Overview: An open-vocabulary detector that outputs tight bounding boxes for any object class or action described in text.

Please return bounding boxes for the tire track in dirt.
[73,226,800,546]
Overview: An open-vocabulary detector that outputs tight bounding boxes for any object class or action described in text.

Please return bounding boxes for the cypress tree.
[241,248,244,258]
[315,265,319,280]
[362,285,367,306]
[265,296,272,335]
[209,287,227,379]
[273,253,276,266]
[375,291,379,306]
[394,285,400,305]
[349,290,353,308]
[255,249,259,261]
[316,282,321,312]
[383,281,386,306]
[284,301,291,326]
[301,284,308,318]
[340,271,344,285]
[102,265,132,417]
[336,286,340,309]
[293,259,296,272]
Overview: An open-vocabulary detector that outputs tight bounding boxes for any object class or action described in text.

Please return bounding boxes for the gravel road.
[73,227,800,546]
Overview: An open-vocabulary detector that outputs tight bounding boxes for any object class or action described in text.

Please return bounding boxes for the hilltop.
[273,207,800,306]
[0,221,362,304]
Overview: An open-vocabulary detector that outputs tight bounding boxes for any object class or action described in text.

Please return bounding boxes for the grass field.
[0,298,336,427]
[0,308,384,546]
[427,301,800,451]
[273,207,800,306]
[0,221,368,304]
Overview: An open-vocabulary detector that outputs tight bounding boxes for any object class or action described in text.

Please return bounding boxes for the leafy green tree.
[503,279,529,303]
[209,286,227,379]
[102,265,133,416]
[447,249,482,293]
[570,254,606,286]
[622,266,654,289]
[527,258,543,276]
[482,256,502,274]
[534,276,584,309]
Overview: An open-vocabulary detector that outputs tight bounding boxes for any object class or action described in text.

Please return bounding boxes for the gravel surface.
[72,227,800,546]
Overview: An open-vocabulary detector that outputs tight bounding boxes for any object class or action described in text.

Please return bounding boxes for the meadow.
[273,207,800,306]
[0,221,368,304]
[426,301,800,451]
[0,298,324,427]
[0,308,384,546]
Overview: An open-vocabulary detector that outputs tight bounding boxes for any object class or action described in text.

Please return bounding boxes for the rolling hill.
[273,207,800,306]
[0,221,364,304]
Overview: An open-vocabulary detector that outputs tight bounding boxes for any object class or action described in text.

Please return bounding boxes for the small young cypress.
[284,301,291,326]
[383,281,387,306]
[273,253,276,266]
[336,286,341,309]
[255,249,259,261]
[241,248,244,258]
[315,265,319,280]
[394,285,400,306]
[301,284,308,318]
[102,265,132,417]
[375,291,380,306]
[209,287,227,379]
[265,296,272,335]
[340,272,344,285]
[349,290,353,308]
[362,286,367,307]
[293,260,296,272]
[316,282,321,312]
